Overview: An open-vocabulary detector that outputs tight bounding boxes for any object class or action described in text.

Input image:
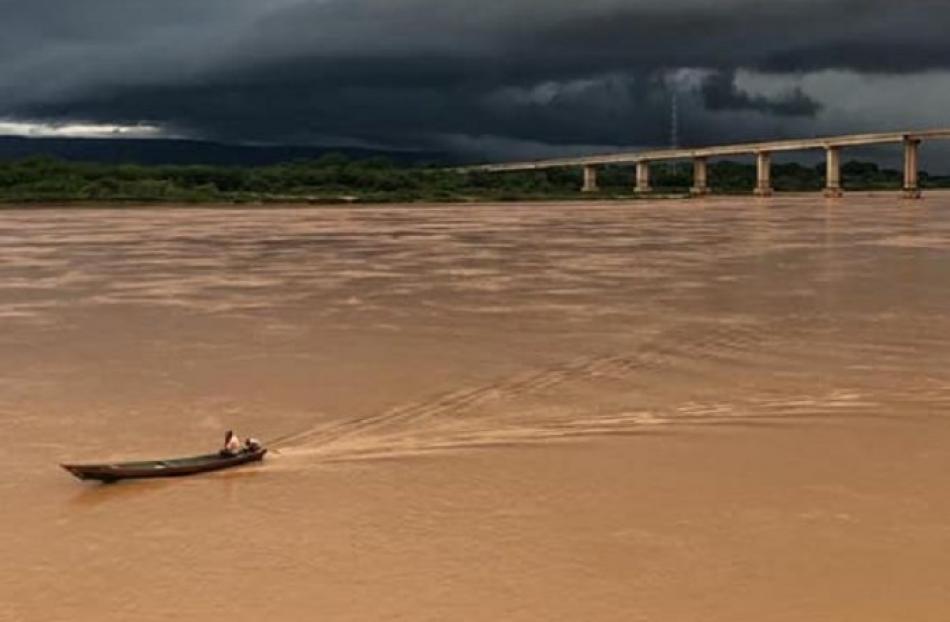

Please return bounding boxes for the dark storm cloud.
[2,0,950,158]
[700,71,821,117]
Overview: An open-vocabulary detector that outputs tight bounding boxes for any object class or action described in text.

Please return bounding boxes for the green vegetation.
[1,155,948,204]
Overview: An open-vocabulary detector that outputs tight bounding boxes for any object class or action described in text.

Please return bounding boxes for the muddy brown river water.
[3,196,950,621]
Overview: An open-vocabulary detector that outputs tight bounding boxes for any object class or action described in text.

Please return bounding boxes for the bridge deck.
[467,129,950,172]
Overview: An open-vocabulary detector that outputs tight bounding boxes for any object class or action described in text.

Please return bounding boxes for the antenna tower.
[671,90,679,149]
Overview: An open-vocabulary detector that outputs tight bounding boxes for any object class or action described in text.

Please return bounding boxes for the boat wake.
[263,314,950,464]
[263,320,886,462]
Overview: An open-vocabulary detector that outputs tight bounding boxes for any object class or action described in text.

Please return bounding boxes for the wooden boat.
[61,447,267,483]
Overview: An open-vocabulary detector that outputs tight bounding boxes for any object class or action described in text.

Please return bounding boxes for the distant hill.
[0,135,448,167]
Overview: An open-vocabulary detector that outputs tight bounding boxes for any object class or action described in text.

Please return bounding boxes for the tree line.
[0,155,946,203]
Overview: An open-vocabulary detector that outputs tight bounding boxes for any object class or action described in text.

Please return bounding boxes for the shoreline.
[1,188,946,209]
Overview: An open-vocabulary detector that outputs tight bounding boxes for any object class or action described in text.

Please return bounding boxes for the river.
[3,196,950,621]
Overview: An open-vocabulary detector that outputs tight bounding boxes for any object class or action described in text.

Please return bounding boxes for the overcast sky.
[2,0,949,162]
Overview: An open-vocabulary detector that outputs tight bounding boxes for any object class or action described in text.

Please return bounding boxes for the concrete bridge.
[465,129,950,198]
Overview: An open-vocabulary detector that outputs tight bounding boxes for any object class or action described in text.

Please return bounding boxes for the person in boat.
[244,437,262,452]
[221,430,243,457]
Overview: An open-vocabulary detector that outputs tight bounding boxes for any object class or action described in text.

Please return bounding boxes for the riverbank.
[1,154,947,205]
[0,192,691,207]
[3,188,948,210]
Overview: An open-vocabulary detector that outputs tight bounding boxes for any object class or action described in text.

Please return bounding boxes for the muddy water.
[4,196,950,621]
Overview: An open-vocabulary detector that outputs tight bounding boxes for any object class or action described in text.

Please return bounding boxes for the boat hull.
[61,448,267,483]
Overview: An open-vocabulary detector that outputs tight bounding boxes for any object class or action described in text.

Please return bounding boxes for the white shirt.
[224,435,242,455]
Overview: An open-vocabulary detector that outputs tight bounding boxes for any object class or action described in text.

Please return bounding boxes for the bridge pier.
[690,157,710,196]
[824,146,843,198]
[635,161,652,194]
[903,139,921,199]
[754,152,773,197]
[582,165,598,193]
